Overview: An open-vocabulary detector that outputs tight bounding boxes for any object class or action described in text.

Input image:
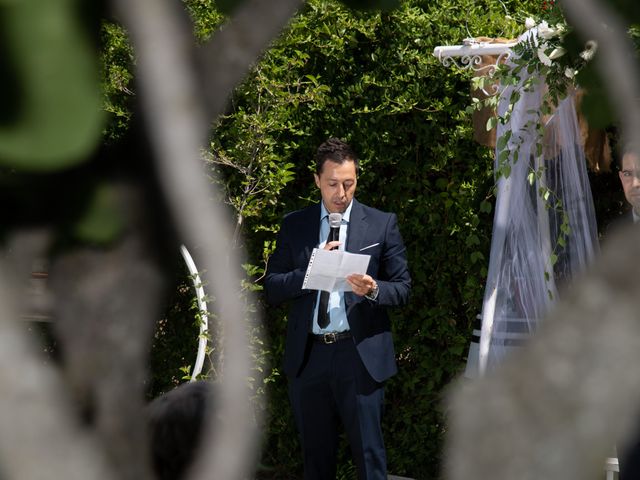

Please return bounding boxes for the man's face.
[314,159,357,213]
[619,152,640,213]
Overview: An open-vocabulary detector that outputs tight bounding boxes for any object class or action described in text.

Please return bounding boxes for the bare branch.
[445,226,640,480]
[199,0,305,119]
[49,231,163,480]
[110,0,296,477]
[0,231,115,480]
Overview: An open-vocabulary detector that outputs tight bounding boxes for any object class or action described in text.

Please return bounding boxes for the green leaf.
[73,183,125,245]
[480,200,492,214]
[527,171,535,185]
[0,0,104,170]
[470,251,485,264]
[496,133,509,151]
[557,236,566,248]
[465,234,480,247]
[498,148,510,165]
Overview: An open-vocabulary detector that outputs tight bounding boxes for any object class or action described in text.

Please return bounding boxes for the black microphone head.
[328,213,342,229]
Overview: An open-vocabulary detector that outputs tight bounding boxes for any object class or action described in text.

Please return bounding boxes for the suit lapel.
[346,199,369,253]
[301,203,321,256]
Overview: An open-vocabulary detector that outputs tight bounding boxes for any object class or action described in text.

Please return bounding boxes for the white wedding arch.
[434,32,599,376]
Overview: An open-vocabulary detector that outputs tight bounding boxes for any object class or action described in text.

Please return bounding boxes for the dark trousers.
[288,337,386,480]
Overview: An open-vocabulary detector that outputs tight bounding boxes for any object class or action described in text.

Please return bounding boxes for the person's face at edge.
[314,159,357,214]
[620,152,640,213]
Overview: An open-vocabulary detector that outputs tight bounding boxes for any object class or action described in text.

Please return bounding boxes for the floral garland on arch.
[468,0,598,276]
[523,1,597,88]
[471,0,598,164]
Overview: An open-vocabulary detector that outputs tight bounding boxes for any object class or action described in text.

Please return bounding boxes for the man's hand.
[323,241,341,251]
[347,274,377,297]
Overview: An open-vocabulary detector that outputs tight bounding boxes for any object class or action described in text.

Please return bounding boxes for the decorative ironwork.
[433,40,517,95]
[434,40,515,69]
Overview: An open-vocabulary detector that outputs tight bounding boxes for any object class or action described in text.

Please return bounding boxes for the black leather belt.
[312,331,352,344]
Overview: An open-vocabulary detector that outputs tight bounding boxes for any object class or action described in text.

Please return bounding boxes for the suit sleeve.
[375,213,411,307]
[264,216,313,306]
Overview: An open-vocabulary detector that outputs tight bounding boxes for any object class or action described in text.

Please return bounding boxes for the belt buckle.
[323,332,337,344]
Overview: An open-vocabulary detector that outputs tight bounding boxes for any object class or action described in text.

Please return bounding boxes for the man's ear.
[314,174,320,189]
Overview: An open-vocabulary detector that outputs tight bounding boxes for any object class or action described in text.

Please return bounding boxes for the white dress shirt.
[312,201,353,334]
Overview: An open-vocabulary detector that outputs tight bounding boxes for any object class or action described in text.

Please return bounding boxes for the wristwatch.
[365,281,379,301]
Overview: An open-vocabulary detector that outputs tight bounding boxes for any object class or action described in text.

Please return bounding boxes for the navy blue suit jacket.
[606,210,634,237]
[264,199,411,383]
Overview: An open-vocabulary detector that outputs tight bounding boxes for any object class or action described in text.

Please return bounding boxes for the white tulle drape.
[467,33,600,377]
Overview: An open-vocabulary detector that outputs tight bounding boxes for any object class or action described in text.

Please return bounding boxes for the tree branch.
[0,231,116,480]
[110,0,308,477]
[199,0,305,119]
[446,226,640,480]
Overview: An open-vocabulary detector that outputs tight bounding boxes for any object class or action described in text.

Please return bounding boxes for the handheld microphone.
[328,213,342,247]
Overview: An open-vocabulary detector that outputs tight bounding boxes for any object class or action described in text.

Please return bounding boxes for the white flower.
[579,40,598,61]
[549,47,566,60]
[537,47,553,67]
[537,21,557,40]
[564,67,576,79]
[525,17,536,29]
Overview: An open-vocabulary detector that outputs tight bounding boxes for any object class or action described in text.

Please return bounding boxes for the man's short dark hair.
[617,140,640,171]
[147,381,215,480]
[315,137,359,175]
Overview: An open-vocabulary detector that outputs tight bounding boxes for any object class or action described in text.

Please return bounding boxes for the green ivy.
[99,22,135,143]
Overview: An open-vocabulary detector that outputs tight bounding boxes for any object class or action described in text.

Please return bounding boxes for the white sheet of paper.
[302,248,371,293]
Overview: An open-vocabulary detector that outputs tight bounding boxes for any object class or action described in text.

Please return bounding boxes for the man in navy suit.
[616,148,640,225]
[613,146,640,480]
[265,138,411,480]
